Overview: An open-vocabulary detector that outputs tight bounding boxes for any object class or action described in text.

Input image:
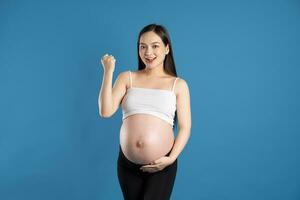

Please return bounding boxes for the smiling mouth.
[145,57,156,63]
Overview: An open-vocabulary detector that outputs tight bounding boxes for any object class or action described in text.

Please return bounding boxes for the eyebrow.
[139,42,160,45]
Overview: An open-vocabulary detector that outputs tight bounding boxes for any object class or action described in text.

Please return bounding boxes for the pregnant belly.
[120,114,175,165]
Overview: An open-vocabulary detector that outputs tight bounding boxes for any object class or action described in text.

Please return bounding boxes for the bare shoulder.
[118,70,130,78]
[131,69,142,78]
[175,77,190,96]
[116,70,130,89]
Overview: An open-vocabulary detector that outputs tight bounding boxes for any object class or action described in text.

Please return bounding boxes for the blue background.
[1,0,299,199]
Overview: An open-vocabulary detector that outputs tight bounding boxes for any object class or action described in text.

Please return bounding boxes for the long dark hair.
[136,23,178,130]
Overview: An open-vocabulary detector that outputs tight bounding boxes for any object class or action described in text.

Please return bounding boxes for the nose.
[145,47,153,55]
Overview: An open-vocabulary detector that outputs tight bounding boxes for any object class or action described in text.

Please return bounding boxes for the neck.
[143,64,166,77]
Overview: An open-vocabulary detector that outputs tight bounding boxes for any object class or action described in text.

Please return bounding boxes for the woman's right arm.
[98,54,127,118]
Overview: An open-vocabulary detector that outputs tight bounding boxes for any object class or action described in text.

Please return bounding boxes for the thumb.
[150,160,157,165]
[153,158,162,164]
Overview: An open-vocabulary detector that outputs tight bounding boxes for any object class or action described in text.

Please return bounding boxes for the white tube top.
[121,71,179,127]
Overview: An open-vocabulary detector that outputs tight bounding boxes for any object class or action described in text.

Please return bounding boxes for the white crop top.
[121,71,179,127]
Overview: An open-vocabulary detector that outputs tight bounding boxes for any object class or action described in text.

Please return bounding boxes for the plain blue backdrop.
[0,0,299,199]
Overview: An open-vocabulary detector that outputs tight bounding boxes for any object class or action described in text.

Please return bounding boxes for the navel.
[136,140,144,148]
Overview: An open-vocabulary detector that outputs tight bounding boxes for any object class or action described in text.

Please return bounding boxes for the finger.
[108,56,115,60]
[153,161,161,165]
[140,165,152,169]
[141,168,151,173]
[141,165,157,170]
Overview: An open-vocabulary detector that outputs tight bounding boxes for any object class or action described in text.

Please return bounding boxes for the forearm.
[98,70,114,116]
[169,127,191,162]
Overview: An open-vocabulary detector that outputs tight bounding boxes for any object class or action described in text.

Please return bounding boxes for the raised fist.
[100,54,116,72]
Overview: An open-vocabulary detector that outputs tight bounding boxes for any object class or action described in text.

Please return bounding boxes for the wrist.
[104,70,114,75]
[168,155,177,163]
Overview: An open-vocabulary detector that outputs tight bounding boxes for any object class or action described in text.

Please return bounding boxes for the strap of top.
[172,77,179,92]
[129,71,177,91]
[129,71,132,88]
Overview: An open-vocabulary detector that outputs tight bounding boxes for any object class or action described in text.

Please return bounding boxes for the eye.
[153,45,159,48]
[140,45,145,49]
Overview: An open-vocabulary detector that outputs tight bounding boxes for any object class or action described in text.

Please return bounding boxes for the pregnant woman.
[98,23,191,200]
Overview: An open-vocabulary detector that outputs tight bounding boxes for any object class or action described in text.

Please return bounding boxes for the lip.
[145,57,156,59]
[145,57,156,63]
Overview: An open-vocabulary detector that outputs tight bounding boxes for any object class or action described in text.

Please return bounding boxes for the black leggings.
[117,145,178,200]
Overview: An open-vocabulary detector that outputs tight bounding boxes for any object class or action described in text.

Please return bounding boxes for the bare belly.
[120,114,175,164]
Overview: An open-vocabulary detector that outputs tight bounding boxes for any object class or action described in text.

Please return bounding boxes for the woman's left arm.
[140,78,191,173]
[169,78,192,162]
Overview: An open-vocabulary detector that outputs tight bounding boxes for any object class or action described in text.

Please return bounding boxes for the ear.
[166,44,170,55]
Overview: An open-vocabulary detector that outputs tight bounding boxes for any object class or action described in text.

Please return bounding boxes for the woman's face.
[139,31,169,70]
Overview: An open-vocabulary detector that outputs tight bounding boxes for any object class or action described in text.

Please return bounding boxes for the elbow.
[178,119,191,130]
[98,101,113,118]
[99,110,112,118]
[98,101,116,118]
[178,123,191,133]
[99,113,111,118]
[99,106,113,118]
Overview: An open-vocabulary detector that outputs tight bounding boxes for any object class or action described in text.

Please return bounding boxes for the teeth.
[146,57,156,61]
